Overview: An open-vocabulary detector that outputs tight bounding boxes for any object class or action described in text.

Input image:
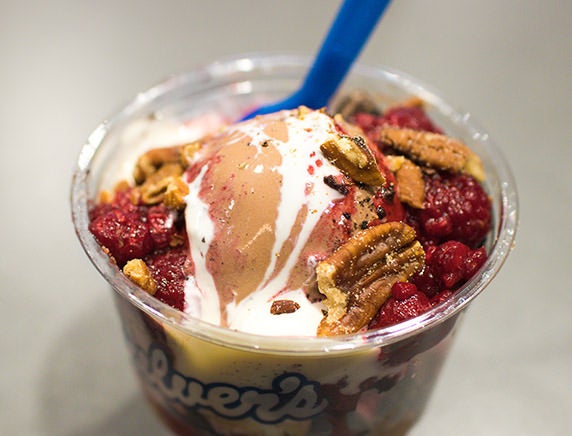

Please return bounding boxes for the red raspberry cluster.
[352,105,443,140]
[89,190,178,265]
[145,246,188,311]
[370,241,486,328]
[407,173,492,249]
[355,105,492,329]
[89,189,187,310]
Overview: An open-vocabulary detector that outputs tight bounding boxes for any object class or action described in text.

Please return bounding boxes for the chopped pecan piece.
[180,142,202,167]
[270,300,301,315]
[139,162,184,206]
[386,155,426,209]
[296,105,314,119]
[133,145,183,184]
[169,232,186,247]
[377,128,485,182]
[321,135,385,186]
[123,259,157,295]
[163,177,190,210]
[316,222,425,336]
[98,189,114,204]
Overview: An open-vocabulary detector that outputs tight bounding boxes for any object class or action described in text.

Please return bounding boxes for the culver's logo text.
[135,344,327,424]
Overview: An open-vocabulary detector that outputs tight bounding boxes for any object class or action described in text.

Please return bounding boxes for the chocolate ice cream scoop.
[182,107,396,335]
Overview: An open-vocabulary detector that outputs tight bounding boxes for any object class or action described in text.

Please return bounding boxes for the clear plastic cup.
[71,53,517,435]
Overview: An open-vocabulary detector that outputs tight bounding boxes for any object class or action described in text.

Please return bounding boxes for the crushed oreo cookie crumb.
[380,184,395,202]
[324,175,349,195]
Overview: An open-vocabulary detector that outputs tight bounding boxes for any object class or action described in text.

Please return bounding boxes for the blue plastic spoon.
[241,0,392,120]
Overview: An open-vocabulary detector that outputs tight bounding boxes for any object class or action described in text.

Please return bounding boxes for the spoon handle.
[242,0,391,119]
[298,0,391,108]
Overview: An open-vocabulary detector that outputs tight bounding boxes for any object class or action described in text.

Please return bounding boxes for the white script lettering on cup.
[142,345,327,424]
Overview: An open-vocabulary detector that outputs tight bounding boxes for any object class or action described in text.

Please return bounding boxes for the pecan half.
[123,259,157,295]
[316,222,425,336]
[377,128,485,182]
[386,155,425,209]
[320,135,385,186]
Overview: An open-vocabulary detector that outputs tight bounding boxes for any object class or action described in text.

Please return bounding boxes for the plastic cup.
[71,54,517,435]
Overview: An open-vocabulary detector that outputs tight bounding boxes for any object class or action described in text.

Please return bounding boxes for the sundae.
[67,40,523,433]
[88,95,491,338]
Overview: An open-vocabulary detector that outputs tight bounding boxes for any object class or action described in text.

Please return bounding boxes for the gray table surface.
[1,1,570,435]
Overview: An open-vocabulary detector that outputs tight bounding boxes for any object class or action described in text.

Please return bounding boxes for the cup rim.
[71,53,518,355]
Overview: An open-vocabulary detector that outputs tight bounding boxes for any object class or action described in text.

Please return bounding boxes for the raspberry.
[351,105,442,160]
[88,202,112,222]
[145,246,188,311]
[89,208,153,266]
[370,284,432,328]
[114,189,140,212]
[410,266,441,298]
[352,112,378,132]
[431,290,454,306]
[88,188,184,266]
[431,241,471,288]
[412,241,488,293]
[147,204,177,250]
[375,106,442,133]
[408,173,492,248]
[88,189,189,311]
[391,282,418,300]
[430,241,487,289]
[464,246,488,278]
